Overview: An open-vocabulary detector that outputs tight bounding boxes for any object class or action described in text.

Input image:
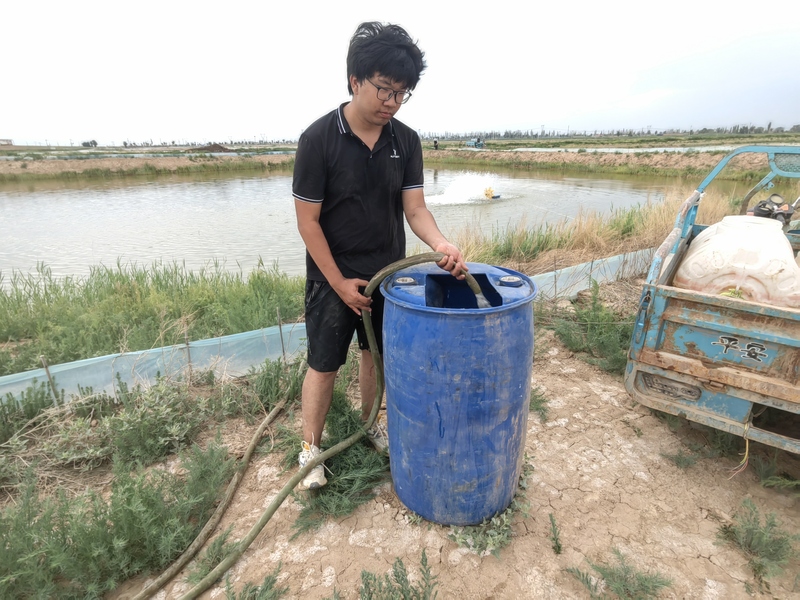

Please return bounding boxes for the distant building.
[0,139,12,146]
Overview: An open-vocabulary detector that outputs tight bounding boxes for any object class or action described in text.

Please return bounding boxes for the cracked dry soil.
[115,323,799,600]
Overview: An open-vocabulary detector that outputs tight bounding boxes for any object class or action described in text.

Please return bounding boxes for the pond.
[0,167,736,282]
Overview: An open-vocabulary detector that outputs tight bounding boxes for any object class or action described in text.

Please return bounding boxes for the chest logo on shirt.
[390,148,400,159]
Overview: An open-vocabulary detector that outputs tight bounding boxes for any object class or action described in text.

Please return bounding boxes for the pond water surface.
[0,167,740,282]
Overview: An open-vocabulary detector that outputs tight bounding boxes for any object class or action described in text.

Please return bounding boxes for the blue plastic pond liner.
[0,323,307,405]
[528,248,653,301]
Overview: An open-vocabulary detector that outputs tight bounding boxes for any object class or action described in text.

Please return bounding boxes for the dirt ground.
[110,281,800,600]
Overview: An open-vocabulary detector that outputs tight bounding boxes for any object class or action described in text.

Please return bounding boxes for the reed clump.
[450,183,774,276]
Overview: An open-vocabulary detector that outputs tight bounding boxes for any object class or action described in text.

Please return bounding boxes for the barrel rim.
[381,264,538,314]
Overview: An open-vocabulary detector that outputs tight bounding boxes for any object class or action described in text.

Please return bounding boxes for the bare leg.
[359,349,378,422]
[301,367,337,445]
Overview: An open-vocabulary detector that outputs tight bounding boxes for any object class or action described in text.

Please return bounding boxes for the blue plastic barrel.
[381,263,537,525]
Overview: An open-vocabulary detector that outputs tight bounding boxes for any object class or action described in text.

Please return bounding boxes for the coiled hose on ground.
[135,252,480,599]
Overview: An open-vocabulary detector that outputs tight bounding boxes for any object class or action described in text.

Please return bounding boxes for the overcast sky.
[5,0,799,146]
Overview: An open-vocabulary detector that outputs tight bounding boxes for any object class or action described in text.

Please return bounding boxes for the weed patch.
[0,359,305,597]
[187,526,236,585]
[223,564,289,599]
[0,443,235,598]
[448,458,532,557]
[547,281,634,375]
[549,513,563,554]
[750,450,782,483]
[661,449,698,469]
[567,547,672,599]
[357,550,438,600]
[718,499,798,582]
[252,357,305,414]
[761,476,800,492]
[529,386,549,422]
[1,378,64,444]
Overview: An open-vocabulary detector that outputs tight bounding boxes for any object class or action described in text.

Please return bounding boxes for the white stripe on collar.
[336,106,346,134]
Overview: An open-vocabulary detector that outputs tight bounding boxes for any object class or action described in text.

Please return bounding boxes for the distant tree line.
[70,124,800,148]
[420,123,800,141]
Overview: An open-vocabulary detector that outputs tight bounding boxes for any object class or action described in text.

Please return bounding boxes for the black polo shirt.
[292,103,424,281]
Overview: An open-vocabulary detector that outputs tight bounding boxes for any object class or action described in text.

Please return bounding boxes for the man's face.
[350,73,409,127]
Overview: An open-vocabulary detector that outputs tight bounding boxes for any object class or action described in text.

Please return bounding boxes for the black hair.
[346,22,426,95]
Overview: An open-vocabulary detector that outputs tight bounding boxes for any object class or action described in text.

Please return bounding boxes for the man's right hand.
[332,277,372,315]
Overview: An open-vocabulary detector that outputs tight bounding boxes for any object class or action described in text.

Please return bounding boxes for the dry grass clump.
[452,182,774,276]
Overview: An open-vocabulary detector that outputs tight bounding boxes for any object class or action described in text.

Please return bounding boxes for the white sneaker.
[365,412,389,454]
[298,442,327,490]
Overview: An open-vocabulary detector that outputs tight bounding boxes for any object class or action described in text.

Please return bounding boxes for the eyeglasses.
[366,79,412,104]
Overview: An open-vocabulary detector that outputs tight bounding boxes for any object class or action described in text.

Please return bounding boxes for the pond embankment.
[0,146,772,181]
[425,149,770,179]
[0,153,294,180]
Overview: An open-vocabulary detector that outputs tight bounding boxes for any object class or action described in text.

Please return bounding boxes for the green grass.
[749,450,796,487]
[0,260,304,376]
[1,378,64,444]
[468,132,800,150]
[761,476,800,491]
[448,506,518,557]
[252,357,306,414]
[567,547,672,599]
[705,428,743,458]
[718,499,798,582]
[425,153,750,181]
[485,221,571,262]
[1,358,303,489]
[607,206,646,239]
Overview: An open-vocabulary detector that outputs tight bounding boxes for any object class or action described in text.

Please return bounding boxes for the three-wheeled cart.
[626,146,800,454]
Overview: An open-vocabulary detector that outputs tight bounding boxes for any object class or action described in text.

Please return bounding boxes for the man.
[292,22,467,490]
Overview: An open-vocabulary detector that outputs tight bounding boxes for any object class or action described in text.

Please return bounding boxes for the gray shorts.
[304,280,385,373]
